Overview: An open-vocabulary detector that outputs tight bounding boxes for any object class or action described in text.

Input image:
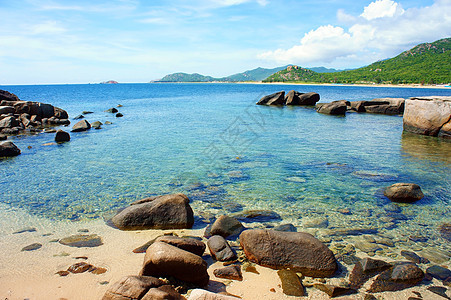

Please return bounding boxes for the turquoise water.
[1,84,450,245]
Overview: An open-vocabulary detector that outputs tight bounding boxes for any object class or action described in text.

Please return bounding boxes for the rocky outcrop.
[384,183,424,203]
[257,91,320,106]
[239,229,337,277]
[316,101,348,115]
[111,193,194,230]
[0,141,21,157]
[348,98,405,115]
[285,91,320,106]
[0,90,70,135]
[141,241,209,287]
[403,96,451,138]
[256,91,285,105]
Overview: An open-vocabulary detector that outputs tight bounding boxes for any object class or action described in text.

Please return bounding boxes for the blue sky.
[0,0,450,84]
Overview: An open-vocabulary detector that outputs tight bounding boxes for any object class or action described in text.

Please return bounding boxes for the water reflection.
[401,132,451,163]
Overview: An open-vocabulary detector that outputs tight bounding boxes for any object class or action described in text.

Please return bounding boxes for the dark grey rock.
[256,91,285,105]
[21,243,42,251]
[0,141,21,157]
[71,120,91,132]
[316,100,347,115]
[55,130,70,142]
[207,235,237,261]
[426,265,451,280]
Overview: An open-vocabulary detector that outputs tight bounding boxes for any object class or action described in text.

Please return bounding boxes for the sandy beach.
[1,202,449,300]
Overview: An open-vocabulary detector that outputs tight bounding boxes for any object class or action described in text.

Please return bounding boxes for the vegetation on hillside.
[264,38,451,85]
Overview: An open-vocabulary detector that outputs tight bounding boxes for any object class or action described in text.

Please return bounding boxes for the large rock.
[403,96,451,138]
[0,141,21,157]
[55,130,70,142]
[316,101,347,115]
[207,235,237,261]
[0,106,15,115]
[102,275,184,300]
[239,229,337,277]
[71,120,91,132]
[367,262,424,292]
[0,116,20,129]
[256,91,285,105]
[350,98,405,115]
[111,193,194,230]
[285,91,320,106]
[0,90,20,102]
[384,183,424,203]
[208,215,244,238]
[155,235,206,256]
[141,241,209,286]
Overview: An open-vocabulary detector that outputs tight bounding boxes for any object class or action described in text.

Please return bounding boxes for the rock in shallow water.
[239,229,337,278]
[426,265,451,280]
[232,210,281,223]
[368,262,424,293]
[59,234,103,247]
[384,183,424,203]
[71,120,91,132]
[21,243,42,251]
[207,215,244,239]
[0,141,21,157]
[111,193,194,230]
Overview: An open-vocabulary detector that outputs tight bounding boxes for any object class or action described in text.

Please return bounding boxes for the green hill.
[158,72,216,82]
[264,38,451,84]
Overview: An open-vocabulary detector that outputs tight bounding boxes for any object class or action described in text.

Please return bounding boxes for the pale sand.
[0,205,449,300]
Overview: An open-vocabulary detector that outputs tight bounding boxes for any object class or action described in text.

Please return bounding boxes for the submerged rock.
[439,223,451,242]
[59,234,103,247]
[111,193,194,230]
[368,262,424,293]
[21,243,42,251]
[232,210,281,223]
[141,241,209,287]
[400,250,429,264]
[274,223,297,232]
[426,265,451,280]
[384,183,424,203]
[240,229,337,277]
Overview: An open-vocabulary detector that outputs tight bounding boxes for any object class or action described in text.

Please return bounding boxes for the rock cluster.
[0,89,69,135]
[256,91,320,106]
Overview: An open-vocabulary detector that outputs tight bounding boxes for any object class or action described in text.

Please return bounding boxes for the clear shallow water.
[1,84,450,248]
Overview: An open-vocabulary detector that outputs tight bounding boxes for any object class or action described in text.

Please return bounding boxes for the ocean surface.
[1,83,450,248]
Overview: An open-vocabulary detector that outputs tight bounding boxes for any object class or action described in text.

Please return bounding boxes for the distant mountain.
[308,67,345,73]
[100,80,118,84]
[264,37,451,84]
[156,66,288,83]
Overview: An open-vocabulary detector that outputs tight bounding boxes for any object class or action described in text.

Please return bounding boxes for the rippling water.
[1,83,450,245]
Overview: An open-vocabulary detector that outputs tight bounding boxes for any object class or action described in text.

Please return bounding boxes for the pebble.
[21,243,42,251]
[67,262,93,273]
[56,270,70,276]
[277,269,304,296]
[59,234,103,248]
[13,227,37,234]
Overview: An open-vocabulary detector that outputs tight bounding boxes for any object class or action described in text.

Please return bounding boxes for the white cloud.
[258,0,451,68]
[211,0,268,7]
[360,0,404,20]
[32,21,66,35]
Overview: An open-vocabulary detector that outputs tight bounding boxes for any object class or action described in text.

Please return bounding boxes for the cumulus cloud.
[258,0,451,68]
[360,0,404,20]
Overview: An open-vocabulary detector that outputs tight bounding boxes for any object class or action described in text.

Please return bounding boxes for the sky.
[0,0,450,84]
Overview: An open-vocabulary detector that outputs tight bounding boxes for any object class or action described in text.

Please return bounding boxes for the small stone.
[105,108,118,113]
[116,113,123,117]
[439,223,451,242]
[314,284,356,298]
[269,288,276,293]
[273,224,297,232]
[426,265,451,280]
[213,265,242,281]
[90,267,107,275]
[74,256,88,260]
[401,250,429,264]
[427,286,450,299]
[59,234,103,247]
[277,269,304,296]
[242,263,259,274]
[82,111,93,114]
[338,208,351,215]
[99,281,109,285]
[68,262,93,273]
[56,270,70,276]
[53,252,70,257]
[21,243,42,251]
[13,227,37,234]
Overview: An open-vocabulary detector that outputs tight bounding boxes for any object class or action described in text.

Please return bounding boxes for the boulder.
[0,116,20,129]
[213,265,242,281]
[358,98,405,115]
[141,285,185,300]
[0,106,15,115]
[285,91,320,106]
[316,101,347,115]
[0,90,20,102]
[71,120,91,132]
[349,257,392,289]
[141,241,209,286]
[368,262,424,292]
[207,235,237,261]
[111,193,194,230]
[208,215,244,238]
[106,107,118,113]
[256,91,285,105]
[384,183,424,203]
[102,275,167,300]
[55,130,70,143]
[187,289,240,300]
[403,97,451,138]
[0,141,21,157]
[239,229,337,277]
[155,235,206,256]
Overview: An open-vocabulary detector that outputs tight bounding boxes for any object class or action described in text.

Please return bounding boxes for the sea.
[1,83,450,252]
